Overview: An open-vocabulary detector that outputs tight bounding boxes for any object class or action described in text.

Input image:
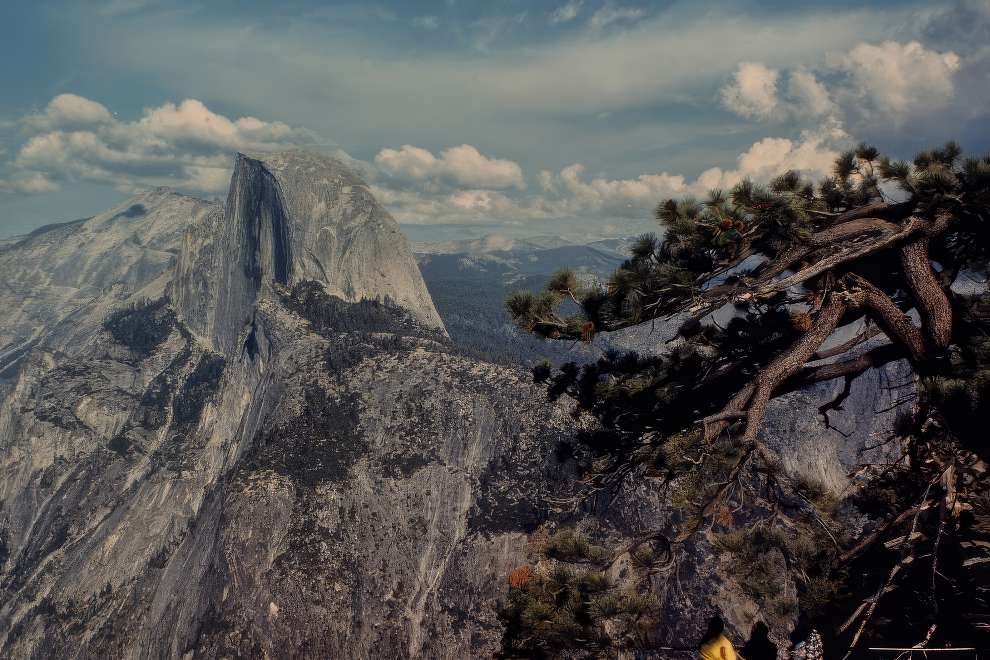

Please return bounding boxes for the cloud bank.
[375,144,526,190]
[0,90,846,229]
[719,40,963,129]
[2,95,318,194]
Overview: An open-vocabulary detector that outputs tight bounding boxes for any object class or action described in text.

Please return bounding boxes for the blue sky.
[1,0,987,239]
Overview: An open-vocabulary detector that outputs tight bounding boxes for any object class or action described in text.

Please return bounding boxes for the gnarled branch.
[848,274,927,363]
[902,237,953,350]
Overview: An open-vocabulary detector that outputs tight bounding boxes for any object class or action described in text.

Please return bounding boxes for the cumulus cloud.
[375,144,526,190]
[375,124,847,227]
[832,40,960,120]
[544,164,688,217]
[694,124,847,192]
[370,184,550,226]
[720,62,781,120]
[588,4,645,30]
[1,97,847,232]
[721,41,960,129]
[534,126,843,220]
[785,68,836,118]
[721,63,835,121]
[1,94,319,195]
[549,0,582,25]
[22,93,114,131]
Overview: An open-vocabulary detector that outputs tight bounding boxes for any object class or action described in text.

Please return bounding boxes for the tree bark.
[901,237,953,350]
[702,382,755,442]
[831,200,914,225]
[739,292,849,443]
[849,275,927,363]
[810,218,898,247]
[750,214,954,301]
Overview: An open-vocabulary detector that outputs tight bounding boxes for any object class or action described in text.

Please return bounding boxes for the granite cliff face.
[0,151,912,658]
[0,151,584,658]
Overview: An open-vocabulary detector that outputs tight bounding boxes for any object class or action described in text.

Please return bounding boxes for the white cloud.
[721,41,960,130]
[588,4,645,30]
[372,119,848,225]
[370,184,549,226]
[549,0,582,25]
[721,63,836,121]
[832,40,960,120]
[2,94,320,195]
[786,68,836,118]
[720,62,781,120]
[371,123,845,225]
[136,99,314,152]
[537,169,555,192]
[374,124,845,226]
[23,93,114,131]
[695,123,848,192]
[546,164,687,217]
[375,144,526,190]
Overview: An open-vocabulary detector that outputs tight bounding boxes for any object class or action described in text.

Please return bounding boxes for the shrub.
[508,565,534,590]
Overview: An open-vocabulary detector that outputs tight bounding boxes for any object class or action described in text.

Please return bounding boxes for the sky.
[0,0,988,240]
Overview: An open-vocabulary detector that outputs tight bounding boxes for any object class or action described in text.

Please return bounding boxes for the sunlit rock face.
[172,151,445,354]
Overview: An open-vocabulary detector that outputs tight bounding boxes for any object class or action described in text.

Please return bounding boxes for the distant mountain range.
[414,234,629,366]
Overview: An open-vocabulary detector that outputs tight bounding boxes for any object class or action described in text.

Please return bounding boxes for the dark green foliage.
[713,523,838,620]
[543,528,607,563]
[535,308,795,478]
[545,269,580,295]
[104,297,176,357]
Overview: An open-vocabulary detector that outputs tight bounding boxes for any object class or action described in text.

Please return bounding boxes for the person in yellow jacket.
[699,616,738,660]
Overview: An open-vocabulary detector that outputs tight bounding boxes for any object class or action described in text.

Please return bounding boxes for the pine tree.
[509,143,990,653]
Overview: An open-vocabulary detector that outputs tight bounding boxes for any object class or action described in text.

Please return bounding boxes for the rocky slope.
[0,150,915,658]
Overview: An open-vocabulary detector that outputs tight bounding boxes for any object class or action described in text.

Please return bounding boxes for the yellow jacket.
[699,633,737,660]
